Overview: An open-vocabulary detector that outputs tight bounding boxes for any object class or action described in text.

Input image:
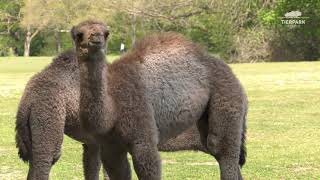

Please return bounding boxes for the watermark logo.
[280,11,308,26]
[284,11,302,18]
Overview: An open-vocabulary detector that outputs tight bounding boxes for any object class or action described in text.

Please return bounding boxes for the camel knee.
[206,133,221,155]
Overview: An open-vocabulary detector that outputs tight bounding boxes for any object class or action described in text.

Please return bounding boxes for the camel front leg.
[100,143,131,180]
[82,144,110,180]
[130,135,161,180]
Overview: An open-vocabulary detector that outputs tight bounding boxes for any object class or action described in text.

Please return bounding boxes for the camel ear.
[105,30,110,39]
[104,26,110,40]
[71,26,76,41]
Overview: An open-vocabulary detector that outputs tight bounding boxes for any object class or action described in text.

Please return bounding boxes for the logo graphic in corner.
[281,10,308,26]
[285,11,302,18]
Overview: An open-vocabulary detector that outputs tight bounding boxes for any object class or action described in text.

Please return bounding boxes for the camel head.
[71,20,109,54]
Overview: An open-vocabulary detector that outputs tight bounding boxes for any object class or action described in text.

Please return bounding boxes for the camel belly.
[64,121,98,144]
[146,82,209,142]
[140,52,210,142]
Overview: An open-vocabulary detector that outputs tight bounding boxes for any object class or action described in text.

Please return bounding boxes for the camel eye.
[76,32,84,40]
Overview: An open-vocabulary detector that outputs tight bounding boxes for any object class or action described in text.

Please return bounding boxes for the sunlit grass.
[0,57,319,179]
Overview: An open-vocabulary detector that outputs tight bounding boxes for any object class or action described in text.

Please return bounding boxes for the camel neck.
[78,50,107,97]
[78,50,114,134]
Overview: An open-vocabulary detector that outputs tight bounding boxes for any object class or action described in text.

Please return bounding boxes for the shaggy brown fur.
[15,42,210,180]
[15,50,105,180]
[74,20,247,180]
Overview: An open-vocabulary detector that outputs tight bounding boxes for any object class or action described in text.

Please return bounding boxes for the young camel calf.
[73,20,247,180]
[16,43,208,180]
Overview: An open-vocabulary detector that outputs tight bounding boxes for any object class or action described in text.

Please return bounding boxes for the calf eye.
[76,32,84,40]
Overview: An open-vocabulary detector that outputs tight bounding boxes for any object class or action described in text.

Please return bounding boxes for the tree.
[97,0,219,45]
[0,0,23,56]
[259,0,320,60]
[20,0,116,56]
[21,0,45,56]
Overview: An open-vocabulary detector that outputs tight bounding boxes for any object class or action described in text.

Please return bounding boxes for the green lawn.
[0,57,319,179]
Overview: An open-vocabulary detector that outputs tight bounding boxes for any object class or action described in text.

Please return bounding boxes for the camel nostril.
[91,32,103,37]
[89,35,105,47]
[90,35,103,42]
[90,38,102,43]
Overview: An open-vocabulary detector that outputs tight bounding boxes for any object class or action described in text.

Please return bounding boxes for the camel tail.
[239,111,247,168]
[15,101,32,162]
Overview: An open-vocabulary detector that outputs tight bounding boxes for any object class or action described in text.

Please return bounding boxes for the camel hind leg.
[27,104,65,180]
[206,96,245,180]
[27,129,63,180]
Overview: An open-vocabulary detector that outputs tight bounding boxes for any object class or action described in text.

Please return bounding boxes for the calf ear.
[104,30,110,39]
[105,26,110,39]
[70,26,76,41]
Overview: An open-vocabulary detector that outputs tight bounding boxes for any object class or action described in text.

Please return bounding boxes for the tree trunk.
[131,16,136,46]
[24,25,39,57]
[24,26,31,57]
[131,0,136,46]
[54,30,62,54]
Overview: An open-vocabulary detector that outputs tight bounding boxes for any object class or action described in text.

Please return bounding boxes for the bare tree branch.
[30,28,40,40]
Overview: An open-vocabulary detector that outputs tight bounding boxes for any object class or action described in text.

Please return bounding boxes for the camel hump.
[134,32,192,50]
[118,32,205,64]
[52,49,77,64]
[134,32,203,54]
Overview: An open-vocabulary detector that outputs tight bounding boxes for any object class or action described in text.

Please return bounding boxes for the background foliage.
[0,0,319,62]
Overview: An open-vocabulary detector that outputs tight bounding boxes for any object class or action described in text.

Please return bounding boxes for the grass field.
[0,56,320,179]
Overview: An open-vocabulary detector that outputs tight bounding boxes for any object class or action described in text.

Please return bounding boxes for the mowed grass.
[0,56,319,179]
